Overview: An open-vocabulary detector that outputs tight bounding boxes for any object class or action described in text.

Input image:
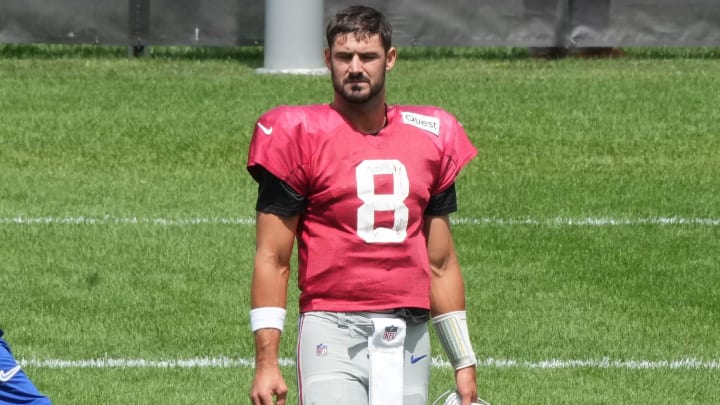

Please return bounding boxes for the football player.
[248,5,481,405]
[1,329,52,404]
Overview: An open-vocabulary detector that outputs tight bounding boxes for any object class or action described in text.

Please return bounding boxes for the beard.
[331,70,385,105]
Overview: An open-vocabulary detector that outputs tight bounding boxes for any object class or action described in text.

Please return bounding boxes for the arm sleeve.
[424,183,457,216]
[254,166,307,217]
[246,106,311,196]
[432,112,478,195]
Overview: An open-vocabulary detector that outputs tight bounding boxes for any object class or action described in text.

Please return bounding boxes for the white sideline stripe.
[17,357,720,370]
[1,216,719,226]
[452,217,720,226]
[0,216,255,226]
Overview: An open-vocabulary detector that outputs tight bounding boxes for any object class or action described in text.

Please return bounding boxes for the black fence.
[1,0,718,48]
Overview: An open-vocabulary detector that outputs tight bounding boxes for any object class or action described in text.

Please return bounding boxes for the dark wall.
[1,0,718,47]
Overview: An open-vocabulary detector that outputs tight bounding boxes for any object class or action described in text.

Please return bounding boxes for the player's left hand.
[454,365,478,405]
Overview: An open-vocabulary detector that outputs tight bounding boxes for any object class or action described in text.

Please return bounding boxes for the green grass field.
[1,45,719,404]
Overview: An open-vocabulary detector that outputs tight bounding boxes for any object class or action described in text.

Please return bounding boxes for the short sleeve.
[247,106,311,196]
[432,113,478,195]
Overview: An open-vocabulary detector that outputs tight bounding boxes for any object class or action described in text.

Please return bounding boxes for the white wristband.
[431,310,477,370]
[250,307,286,332]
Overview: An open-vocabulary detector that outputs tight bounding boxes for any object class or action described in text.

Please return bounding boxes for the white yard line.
[1,216,719,226]
[17,357,720,370]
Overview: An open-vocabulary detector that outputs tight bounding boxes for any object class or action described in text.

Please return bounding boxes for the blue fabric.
[0,331,52,405]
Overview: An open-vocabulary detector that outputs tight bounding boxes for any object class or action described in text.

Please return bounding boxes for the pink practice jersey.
[247,104,477,313]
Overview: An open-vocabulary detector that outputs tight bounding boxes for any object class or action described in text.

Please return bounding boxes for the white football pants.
[297,311,431,405]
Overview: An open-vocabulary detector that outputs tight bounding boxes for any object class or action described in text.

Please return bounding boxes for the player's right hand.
[250,364,287,405]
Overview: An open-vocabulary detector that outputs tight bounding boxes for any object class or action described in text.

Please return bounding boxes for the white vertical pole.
[256,0,328,75]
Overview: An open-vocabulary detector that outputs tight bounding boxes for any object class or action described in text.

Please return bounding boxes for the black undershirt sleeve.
[424,183,458,216]
[253,164,456,218]
[253,166,307,217]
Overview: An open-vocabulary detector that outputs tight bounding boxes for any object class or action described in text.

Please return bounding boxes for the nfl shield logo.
[383,325,399,341]
[316,343,328,357]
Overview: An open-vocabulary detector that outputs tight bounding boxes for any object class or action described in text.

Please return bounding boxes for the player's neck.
[331,94,388,135]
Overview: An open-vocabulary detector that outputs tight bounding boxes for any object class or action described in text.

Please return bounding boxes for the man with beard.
[247,5,481,405]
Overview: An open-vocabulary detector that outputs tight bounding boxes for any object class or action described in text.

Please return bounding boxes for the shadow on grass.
[397,46,720,60]
[2,43,720,62]
[0,44,265,67]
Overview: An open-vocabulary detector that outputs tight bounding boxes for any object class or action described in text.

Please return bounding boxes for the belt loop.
[337,312,346,327]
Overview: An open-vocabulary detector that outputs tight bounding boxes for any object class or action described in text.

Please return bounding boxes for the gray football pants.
[297,311,431,405]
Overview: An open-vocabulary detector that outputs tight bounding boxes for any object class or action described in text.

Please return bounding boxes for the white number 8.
[355,160,409,243]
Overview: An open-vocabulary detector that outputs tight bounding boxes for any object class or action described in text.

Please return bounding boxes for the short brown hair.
[326,5,392,52]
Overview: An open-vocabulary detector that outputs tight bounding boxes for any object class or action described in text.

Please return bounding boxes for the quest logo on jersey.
[401,111,440,136]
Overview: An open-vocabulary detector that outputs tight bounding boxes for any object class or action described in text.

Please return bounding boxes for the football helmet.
[432,389,491,405]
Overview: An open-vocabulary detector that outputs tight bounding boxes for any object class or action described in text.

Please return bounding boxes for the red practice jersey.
[247,104,477,312]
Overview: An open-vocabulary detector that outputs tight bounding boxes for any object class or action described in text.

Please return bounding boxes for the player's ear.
[324,47,332,70]
[385,47,397,71]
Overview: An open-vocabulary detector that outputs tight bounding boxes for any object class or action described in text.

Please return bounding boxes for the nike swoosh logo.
[0,365,21,382]
[410,354,427,364]
[257,122,273,135]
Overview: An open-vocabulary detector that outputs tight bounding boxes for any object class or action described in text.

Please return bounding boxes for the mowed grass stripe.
[2,46,719,404]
